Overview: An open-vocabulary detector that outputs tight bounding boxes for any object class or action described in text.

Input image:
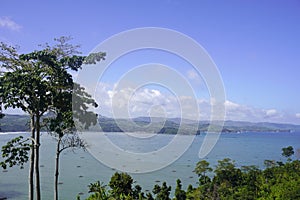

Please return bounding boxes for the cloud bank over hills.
[93,82,300,125]
[3,81,299,125]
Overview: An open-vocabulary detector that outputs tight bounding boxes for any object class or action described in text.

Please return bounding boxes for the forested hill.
[0,114,31,132]
[1,114,300,133]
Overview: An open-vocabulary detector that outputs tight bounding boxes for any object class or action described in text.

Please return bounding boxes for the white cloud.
[0,16,22,31]
[265,109,278,117]
[2,78,299,124]
[224,100,240,110]
[93,82,300,124]
[224,101,285,123]
[95,83,190,118]
[224,100,258,121]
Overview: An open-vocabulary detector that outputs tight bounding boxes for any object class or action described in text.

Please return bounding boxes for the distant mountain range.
[98,116,300,134]
[0,114,31,132]
[1,114,300,133]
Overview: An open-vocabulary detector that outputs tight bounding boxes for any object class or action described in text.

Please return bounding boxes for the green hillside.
[0,114,30,132]
[1,114,300,133]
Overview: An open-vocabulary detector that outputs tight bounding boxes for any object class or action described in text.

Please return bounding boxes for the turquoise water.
[0,132,299,199]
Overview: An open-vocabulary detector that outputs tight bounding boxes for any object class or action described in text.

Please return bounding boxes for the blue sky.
[1,0,300,124]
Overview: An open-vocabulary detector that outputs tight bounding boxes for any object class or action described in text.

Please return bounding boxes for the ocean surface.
[0,132,299,199]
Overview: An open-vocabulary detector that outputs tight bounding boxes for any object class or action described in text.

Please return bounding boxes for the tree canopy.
[82,146,299,200]
[0,36,105,200]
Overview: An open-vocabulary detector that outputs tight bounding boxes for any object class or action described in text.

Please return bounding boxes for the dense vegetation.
[80,146,300,200]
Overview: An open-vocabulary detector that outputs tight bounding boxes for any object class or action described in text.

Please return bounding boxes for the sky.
[1,0,300,124]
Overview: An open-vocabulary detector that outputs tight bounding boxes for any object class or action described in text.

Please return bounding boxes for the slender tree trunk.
[29,115,35,200]
[35,114,41,200]
[54,138,61,200]
[0,98,3,120]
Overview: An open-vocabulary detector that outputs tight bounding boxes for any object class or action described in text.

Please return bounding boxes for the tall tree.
[0,98,3,119]
[0,37,105,200]
[47,95,98,200]
[0,42,54,199]
[40,37,102,200]
[0,97,4,130]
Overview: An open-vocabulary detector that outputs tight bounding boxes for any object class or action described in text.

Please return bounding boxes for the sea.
[0,132,299,199]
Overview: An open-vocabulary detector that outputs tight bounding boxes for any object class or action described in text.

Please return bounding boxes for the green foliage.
[86,181,110,200]
[188,157,300,199]
[0,136,30,169]
[84,152,300,200]
[109,172,134,198]
[193,160,212,186]
[194,160,212,177]
[152,182,171,200]
[0,37,105,200]
[0,103,4,130]
[282,146,294,161]
[86,172,146,200]
[145,193,154,200]
[174,179,186,200]
[0,109,4,119]
[84,52,106,65]
[132,185,145,200]
[264,159,277,168]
